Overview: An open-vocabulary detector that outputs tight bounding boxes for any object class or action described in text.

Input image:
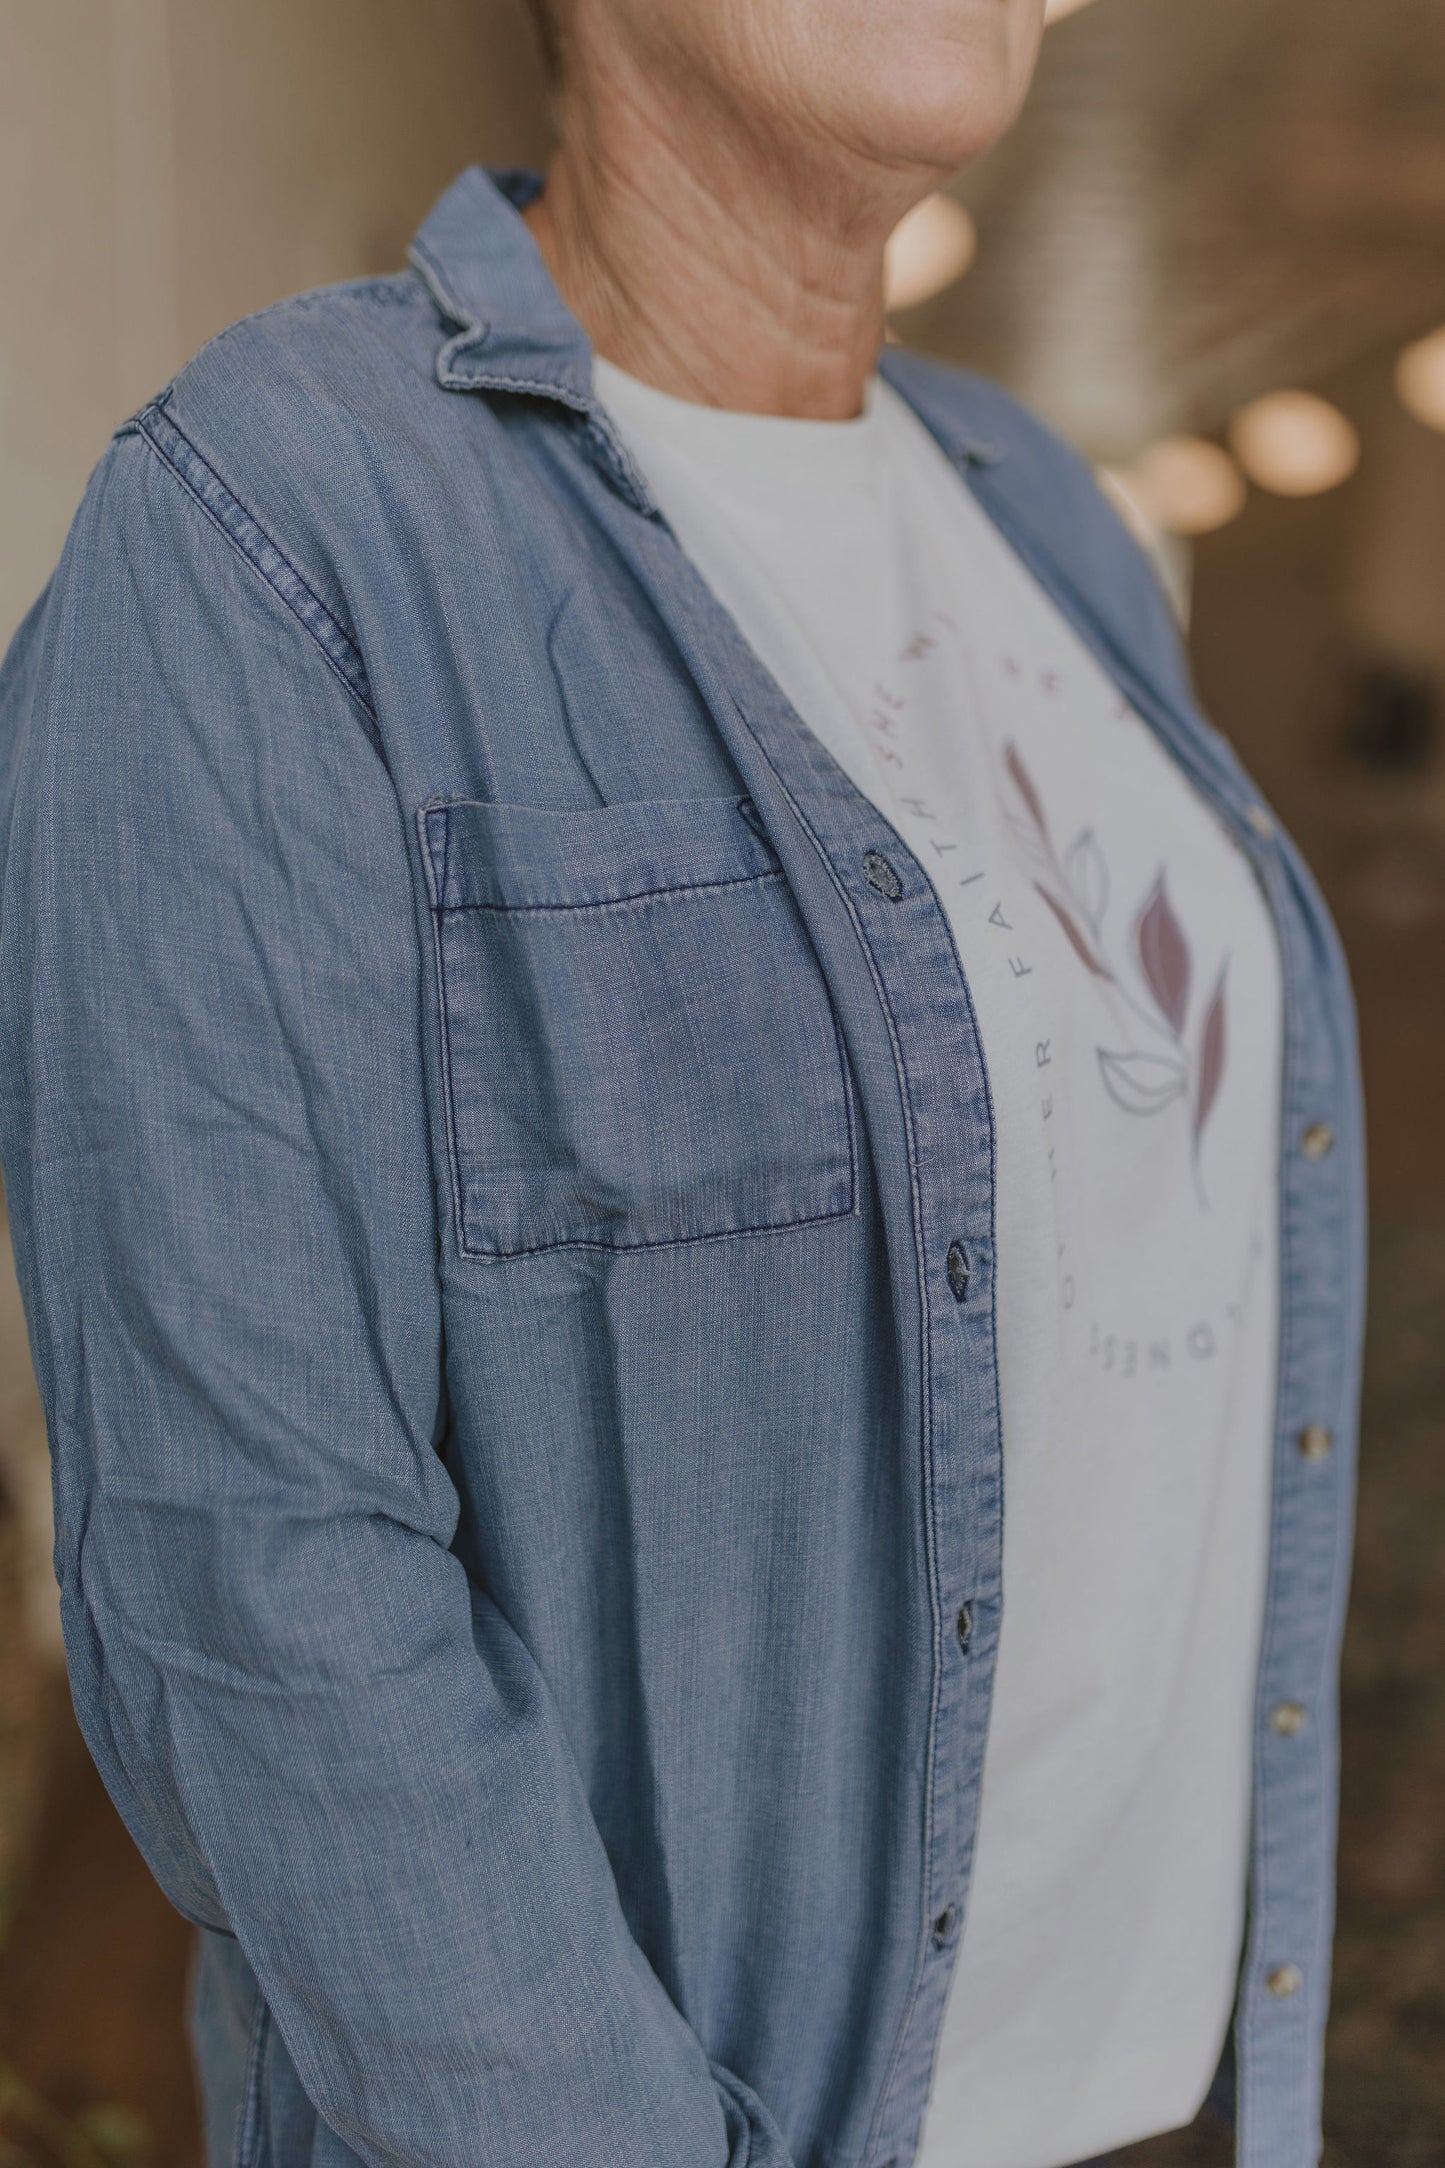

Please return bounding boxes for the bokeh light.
[1228,389,1360,497]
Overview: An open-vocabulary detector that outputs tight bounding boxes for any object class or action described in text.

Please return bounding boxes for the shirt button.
[1245,802,1276,839]
[863,850,903,901]
[1270,1700,1307,1736]
[1299,1423,1334,1461]
[932,1904,958,1946]
[956,1604,973,1652]
[1265,1963,1303,1998]
[1300,1121,1335,1161]
[946,1242,970,1302]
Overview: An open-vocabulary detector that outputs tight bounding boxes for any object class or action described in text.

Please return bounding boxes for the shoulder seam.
[131,402,378,723]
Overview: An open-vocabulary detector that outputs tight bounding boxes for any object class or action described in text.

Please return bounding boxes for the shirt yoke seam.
[124,402,378,725]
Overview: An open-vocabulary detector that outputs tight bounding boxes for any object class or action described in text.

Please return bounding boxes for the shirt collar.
[407,165,1005,468]
[408,166,601,409]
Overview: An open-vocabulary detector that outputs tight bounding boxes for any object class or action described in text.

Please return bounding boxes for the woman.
[0,3,1364,2166]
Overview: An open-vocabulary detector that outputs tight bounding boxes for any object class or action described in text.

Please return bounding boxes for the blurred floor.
[0,1677,198,2168]
[1325,1211,1445,2165]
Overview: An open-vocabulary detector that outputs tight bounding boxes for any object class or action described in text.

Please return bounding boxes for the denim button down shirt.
[0,168,1366,2168]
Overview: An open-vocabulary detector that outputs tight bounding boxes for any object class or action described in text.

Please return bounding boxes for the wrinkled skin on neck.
[523,0,1046,418]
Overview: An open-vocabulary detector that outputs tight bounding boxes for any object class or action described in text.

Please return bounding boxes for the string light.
[1228,390,1359,497]
[1396,328,1445,435]
[1103,437,1246,537]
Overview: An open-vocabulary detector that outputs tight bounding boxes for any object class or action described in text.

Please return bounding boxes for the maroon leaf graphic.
[1035,883,1111,978]
[1135,872,1191,1035]
[1195,961,1228,1142]
[1005,741,1050,840]
[1096,1047,1189,1116]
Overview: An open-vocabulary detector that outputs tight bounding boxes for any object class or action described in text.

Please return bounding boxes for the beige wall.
[0,0,550,648]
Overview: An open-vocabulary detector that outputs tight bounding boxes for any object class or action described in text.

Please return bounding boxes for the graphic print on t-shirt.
[997,733,1229,1208]
[861,598,1271,1389]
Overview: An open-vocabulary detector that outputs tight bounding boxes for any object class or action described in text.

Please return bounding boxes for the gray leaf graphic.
[1096,1047,1189,1116]
[1005,813,1057,879]
[1064,827,1109,934]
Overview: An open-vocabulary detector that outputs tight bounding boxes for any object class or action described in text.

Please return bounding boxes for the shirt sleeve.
[0,425,789,2168]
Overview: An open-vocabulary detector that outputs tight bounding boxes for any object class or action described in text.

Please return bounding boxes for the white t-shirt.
[593,357,1282,2168]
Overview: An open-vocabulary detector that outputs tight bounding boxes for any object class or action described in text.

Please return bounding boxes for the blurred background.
[2,0,1444,2161]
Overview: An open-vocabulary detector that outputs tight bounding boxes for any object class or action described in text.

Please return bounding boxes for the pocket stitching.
[459,1181,857,1260]
[454,997,858,1257]
[422,803,858,1262]
[438,864,785,918]
[418,805,470,1261]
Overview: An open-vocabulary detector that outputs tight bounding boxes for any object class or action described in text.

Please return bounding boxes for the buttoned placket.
[583,477,1008,2168]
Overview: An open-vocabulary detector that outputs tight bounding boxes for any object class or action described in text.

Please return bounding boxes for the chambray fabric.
[0,167,1365,2168]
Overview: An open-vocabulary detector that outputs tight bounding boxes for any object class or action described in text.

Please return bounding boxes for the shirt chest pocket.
[420,794,857,1258]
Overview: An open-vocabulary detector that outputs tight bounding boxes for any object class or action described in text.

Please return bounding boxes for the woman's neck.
[522,39,938,420]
